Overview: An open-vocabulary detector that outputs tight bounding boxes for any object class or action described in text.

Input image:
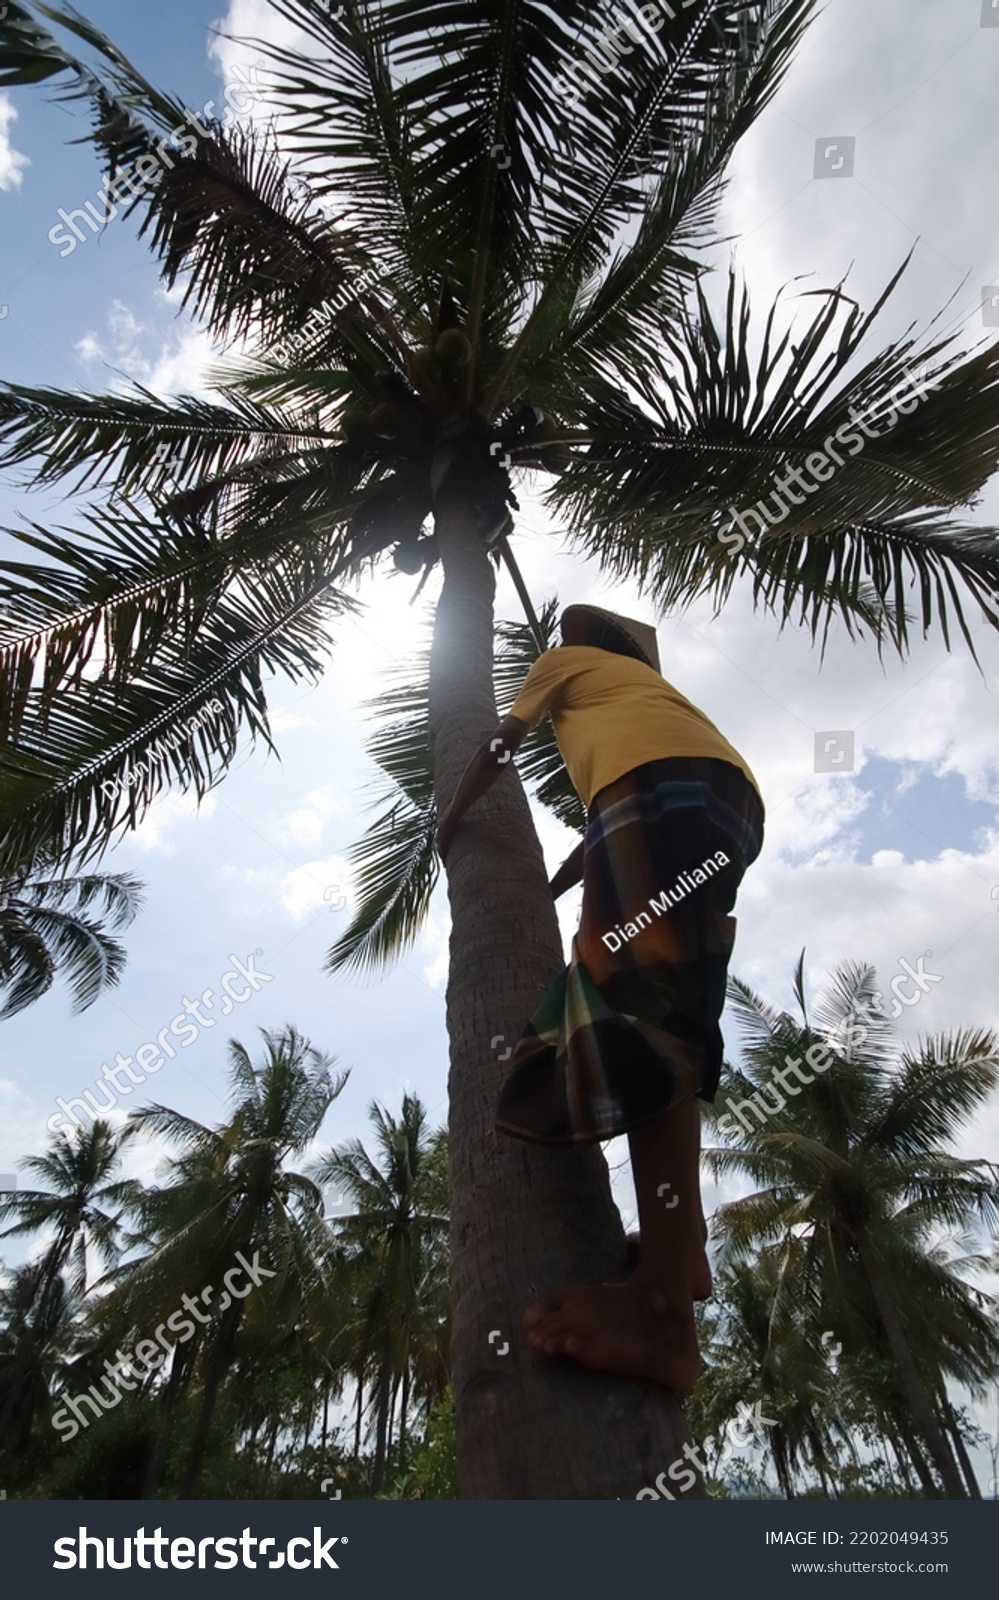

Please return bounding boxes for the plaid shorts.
[495,758,764,1145]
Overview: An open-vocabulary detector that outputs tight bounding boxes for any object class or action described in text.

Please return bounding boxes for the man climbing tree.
[436,604,763,1394]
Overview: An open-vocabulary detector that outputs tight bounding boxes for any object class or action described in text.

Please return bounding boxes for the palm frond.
[485,0,818,407]
[493,600,586,832]
[551,266,999,655]
[0,382,329,495]
[870,1032,999,1158]
[326,637,438,974]
[329,596,581,973]
[0,873,141,1014]
[0,531,357,872]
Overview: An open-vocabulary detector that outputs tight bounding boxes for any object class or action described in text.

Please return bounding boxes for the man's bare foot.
[624,1233,712,1300]
[523,1279,700,1393]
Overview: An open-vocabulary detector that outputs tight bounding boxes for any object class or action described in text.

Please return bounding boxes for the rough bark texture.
[428,490,695,1499]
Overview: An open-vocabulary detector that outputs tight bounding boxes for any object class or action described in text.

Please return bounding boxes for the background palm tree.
[0,1058,446,1496]
[0,862,142,1017]
[0,1263,78,1457]
[704,956,999,1498]
[312,1091,449,1492]
[690,1252,945,1497]
[0,1118,137,1446]
[121,1024,346,1496]
[2,0,999,1494]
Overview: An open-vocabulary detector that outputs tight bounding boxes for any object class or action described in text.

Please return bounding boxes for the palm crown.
[0,862,142,1015]
[1,0,998,886]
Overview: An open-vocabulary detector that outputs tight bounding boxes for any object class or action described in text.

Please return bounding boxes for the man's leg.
[524,1095,705,1393]
[629,1094,710,1302]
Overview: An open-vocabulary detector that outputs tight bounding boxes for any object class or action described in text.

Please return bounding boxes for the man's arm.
[549,839,585,899]
[435,715,530,860]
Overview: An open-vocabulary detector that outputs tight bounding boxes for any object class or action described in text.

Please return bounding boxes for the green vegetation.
[0,1027,449,1498]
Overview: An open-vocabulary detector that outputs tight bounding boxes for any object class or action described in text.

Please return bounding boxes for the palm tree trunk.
[264,1415,279,1478]
[885,1422,920,1495]
[942,1399,981,1498]
[353,1371,364,1458]
[428,488,695,1499]
[143,1343,192,1498]
[398,1362,410,1464]
[895,1412,940,1497]
[387,1371,398,1473]
[370,1345,392,1495]
[177,1299,242,1498]
[0,1233,70,1440]
[853,1228,965,1497]
[839,1425,863,1489]
[771,1429,795,1498]
[883,1441,902,1496]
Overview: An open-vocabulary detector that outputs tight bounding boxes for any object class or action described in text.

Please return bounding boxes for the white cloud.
[419,910,449,991]
[0,92,29,192]
[277,854,352,921]
[281,787,350,847]
[0,1077,47,1179]
[208,0,309,124]
[76,300,219,396]
[129,790,219,853]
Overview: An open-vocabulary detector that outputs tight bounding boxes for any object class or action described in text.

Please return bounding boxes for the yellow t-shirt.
[508,646,760,810]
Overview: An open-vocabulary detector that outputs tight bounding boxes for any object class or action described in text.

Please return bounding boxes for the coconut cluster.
[337,325,569,577]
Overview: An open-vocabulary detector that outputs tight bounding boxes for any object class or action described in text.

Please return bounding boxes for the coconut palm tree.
[312,1093,448,1492]
[0,1118,138,1444]
[2,0,999,1495]
[0,1262,78,1457]
[122,1024,346,1496]
[0,861,142,1017]
[704,957,999,1497]
[694,1246,942,1497]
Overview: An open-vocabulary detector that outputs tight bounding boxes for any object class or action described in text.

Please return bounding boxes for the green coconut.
[434,328,472,368]
[393,540,424,575]
[533,411,561,441]
[369,402,404,438]
[340,408,374,444]
[543,443,573,473]
[407,347,439,387]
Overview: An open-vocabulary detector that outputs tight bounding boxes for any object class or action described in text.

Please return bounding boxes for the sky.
[1,0,998,1473]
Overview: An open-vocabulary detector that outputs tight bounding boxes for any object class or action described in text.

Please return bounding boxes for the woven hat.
[561,604,661,673]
